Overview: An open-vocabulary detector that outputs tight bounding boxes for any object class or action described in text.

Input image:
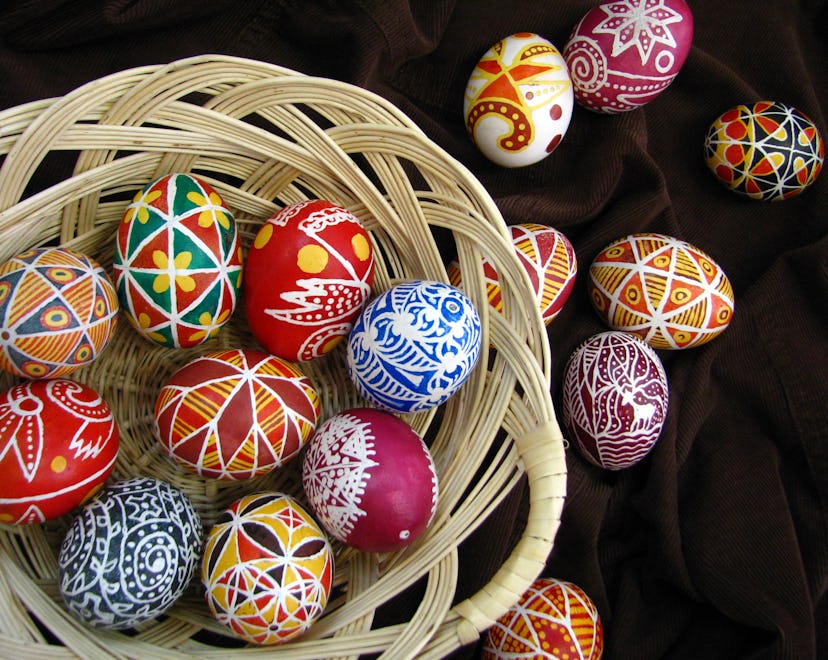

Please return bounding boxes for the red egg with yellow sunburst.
[483,577,603,659]
[244,200,374,362]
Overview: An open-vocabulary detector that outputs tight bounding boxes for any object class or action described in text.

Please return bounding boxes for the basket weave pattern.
[0,55,566,658]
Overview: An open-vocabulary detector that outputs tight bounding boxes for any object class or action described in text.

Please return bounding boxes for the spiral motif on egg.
[347,281,481,413]
[58,478,201,629]
[563,35,607,93]
[466,100,531,152]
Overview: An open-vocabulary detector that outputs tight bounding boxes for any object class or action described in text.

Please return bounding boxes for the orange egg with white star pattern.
[244,200,374,362]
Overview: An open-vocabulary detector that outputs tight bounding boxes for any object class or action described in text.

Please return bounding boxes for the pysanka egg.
[244,199,374,362]
[347,280,482,413]
[483,577,604,659]
[113,173,243,348]
[0,247,118,379]
[588,233,734,349]
[302,408,439,553]
[0,379,119,525]
[562,331,668,470]
[58,477,202,629]
[154,349,320,480]
[201,492,333,645]
[704,100,824,200]
[464,33,574,167]
[564,0,694,113]
[448,223,577,325]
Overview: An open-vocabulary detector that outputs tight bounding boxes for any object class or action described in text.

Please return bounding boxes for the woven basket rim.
[0,54,567,659]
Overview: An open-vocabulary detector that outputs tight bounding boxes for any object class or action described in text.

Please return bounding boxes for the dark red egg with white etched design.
[0,379,119,525]
[562,331,668,470]
[244,200,374,362]
[302,408,439,553]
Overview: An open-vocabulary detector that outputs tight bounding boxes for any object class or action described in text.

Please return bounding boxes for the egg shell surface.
[113,173,243,348]
[704,100,824,200]
[201,492,333,645]
[588,233,734,349]
[562,330,668,470]
[464,32,574,167]
[483,577,604,659]
[564,0,693,113]
[58,477,202,630]
[448,223,577,325]
[347,280,482,414]
[0,379,119,525]
[302,408,439,553]
[154,348,320,480]
[0,247,118,379]
[244,199,374,362]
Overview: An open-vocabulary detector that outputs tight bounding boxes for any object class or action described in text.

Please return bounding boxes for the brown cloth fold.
[1,1,826,657]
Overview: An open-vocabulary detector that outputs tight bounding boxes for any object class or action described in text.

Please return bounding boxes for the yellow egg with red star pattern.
[201,492,333,645]
[483,577,603,659]
[0,247,118,379]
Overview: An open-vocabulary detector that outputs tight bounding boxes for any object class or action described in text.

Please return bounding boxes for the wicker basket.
[0,54,566,659]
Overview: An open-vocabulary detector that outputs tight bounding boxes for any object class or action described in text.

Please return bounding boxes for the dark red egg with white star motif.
[564,0,694,113]
[302,408,439,553]
[0,379,119,525]
[244,200,374,362]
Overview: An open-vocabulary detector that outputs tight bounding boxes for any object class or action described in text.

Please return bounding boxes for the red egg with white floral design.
[448,223,577,325]
[562,330,668,470]
[154,349,320,480]
[483,577,603,659]
[564,0,694,113]
[244,200,374,362]
[0,379,119,525]
[302,408,439,553]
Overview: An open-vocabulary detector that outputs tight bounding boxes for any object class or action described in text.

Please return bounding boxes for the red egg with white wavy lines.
[562,330,668,470]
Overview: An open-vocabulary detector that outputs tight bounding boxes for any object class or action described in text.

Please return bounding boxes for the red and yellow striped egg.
[483,577,603,659]
[154,349,319,480]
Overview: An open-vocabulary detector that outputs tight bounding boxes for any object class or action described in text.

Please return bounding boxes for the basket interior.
[0,55,566,659]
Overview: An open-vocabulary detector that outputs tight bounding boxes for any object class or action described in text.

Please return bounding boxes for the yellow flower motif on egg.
[187,191,231,230]
[187,309,232,344]
[152,250,196,293]
[123,189,162,224]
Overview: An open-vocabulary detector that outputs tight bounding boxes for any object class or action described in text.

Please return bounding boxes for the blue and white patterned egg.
[347,280,482,413]
[58,477,202,630]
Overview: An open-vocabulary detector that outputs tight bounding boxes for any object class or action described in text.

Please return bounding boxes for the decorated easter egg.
[303,408,439,553]
[448,223,578,325]
[483,577,603,659]
[244,199,374,362]
[201,492,333,645]
[562,330,668,470]
[588,233,734,349]
[154,348,320,480]
[0,247,118,379]
[0,379,119,525]
[703,100,824,200]
[347,280,482,413]
[464,32,574,167]
[113,173,243,348]
[58,477,202,629]
[564,0,694,113]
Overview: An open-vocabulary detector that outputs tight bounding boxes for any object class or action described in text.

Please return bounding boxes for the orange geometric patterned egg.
[483,577,603,659]
[0,247,118,379]
[154,349,320,480]
[588,233,734,349]
[448,223,577,325]
[201,492,333,645]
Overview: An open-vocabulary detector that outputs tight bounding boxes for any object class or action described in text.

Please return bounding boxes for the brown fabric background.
[1,1,826,658]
